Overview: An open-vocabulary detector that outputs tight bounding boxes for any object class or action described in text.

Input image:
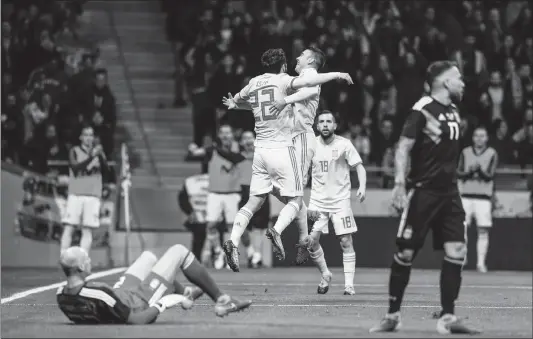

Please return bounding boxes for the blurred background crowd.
[1,0,116,179]
[165,0,532,178]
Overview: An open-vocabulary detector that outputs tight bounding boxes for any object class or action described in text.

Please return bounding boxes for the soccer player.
[221,48,353,272]
[301,111,366,296]
[60,125,108,255]
[238,130,269,268]
[57,245,252,324]
[268,47,328,265]
[191,124,244,269]
[370,61,480,335]
[458,126,498,273]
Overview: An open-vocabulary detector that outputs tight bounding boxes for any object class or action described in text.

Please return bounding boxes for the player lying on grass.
[57,245,252,324]
[299,111,366,296]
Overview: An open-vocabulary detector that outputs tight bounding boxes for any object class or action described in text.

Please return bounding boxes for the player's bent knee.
[246,195,266,212]
[338,235,353,249]
[444,241,467,259]
[395,248,416,265]
[168,244,195,268]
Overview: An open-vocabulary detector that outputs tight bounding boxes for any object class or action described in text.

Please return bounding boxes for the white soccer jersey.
[310,135,362,211]
[237,73,294,149]
[292,68,321,137]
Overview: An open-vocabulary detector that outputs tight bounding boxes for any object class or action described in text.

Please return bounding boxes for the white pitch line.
[0,267,126,304]
[218,282,532,290]
[2,303,531,310]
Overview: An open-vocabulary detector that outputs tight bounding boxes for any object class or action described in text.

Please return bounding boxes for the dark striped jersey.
[57,281,130,324]
[402,96,462,192]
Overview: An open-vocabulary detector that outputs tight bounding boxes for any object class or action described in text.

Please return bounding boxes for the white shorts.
[206,192,240,224]
[62,195,101,228]
[292,132,316,187]
[308,200,357,236]
[462,197,492,227]
[249,146,304,197]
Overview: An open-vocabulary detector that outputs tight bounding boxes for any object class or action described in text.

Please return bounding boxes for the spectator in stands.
[490,119,515,165]
[80,69,116,134]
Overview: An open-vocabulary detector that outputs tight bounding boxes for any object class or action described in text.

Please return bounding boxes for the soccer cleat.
[343,286,355,295]
[214,294,253,317]
[317,272,332,294]
[436,314,481,335]
[266,228,285,260]
[369,312,402,333]
[295,237,311,265]
[476,265,487,273]
[223,240,240,272]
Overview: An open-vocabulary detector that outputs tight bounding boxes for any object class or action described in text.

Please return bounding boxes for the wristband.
[151,301,165,313]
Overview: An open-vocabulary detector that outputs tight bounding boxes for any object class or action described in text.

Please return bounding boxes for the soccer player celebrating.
[301,111,366,296]
[221,48,353,272]
[370,61,480,335]
[268,47,328,265]
[458,126,498,273]
[57,245,252,324]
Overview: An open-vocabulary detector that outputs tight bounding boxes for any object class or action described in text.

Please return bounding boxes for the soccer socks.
[273,201,300,234]
[230,208,252,247]
[183,257,223,302]
[310,246,330,276]
[440,256,464,315]
[476,231,489,268]
[388,254,413,314]
[295,203,309,242]
[343,252,356,288]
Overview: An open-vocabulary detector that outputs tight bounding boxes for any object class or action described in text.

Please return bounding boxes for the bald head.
[60,246,91,276]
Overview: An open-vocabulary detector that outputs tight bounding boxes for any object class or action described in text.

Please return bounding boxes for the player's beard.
[450,89,463,103]
[320,129,333,140]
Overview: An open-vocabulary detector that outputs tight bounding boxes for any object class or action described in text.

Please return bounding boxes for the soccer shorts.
[113,271,174,314]
[249,146,304,198]
[462,197,492,227]
[206,192,240,224]
[308,200,357,236]
[292,132,317,187]
[62,195,101,228]
[396,188,466,251]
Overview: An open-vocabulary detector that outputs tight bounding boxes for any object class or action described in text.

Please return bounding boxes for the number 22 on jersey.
[250,86,276,122]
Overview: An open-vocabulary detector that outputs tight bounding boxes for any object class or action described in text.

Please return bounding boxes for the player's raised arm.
[269,86,319,115]
[290,72,353,89]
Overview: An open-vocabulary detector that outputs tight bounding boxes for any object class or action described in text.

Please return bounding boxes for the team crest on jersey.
[332,149,339,158]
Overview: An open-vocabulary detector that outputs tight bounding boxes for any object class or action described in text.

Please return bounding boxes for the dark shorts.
[240,185,270,229]
[113,273,173,313]
[396,188,466,251]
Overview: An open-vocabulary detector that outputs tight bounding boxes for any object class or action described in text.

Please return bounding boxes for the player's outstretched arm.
[291,72,353,89]
[269,87,318,114]
[222,92,252,111]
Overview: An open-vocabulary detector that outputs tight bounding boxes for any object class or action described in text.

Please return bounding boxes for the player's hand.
[356,186,366,202]
[222,92,237,109]
[152,294,193,313]
[91,145,103,157]
[336,72,354,84]
[269,99,287,115]
[392,183,407,212]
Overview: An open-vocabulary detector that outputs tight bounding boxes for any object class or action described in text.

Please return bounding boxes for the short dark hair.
[307,46,326,70]
[426,60,457,88]
[316,110,336,122]
[261,49,287,73]
[80,123,94,135]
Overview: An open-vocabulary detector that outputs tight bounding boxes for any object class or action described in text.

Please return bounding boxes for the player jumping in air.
[221,48,353,272]
[458,126,498,273]
[301,111,366,296]
[267,47,329,265]
[57,245,252,324]
[370,61,480,335]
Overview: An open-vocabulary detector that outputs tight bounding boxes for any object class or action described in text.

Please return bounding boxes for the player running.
[370,61,480,335]
[267,47,328,265]
[221,48,353,272]
[57,245,252,324]
[458,126,498,273]
[300,111,366,296]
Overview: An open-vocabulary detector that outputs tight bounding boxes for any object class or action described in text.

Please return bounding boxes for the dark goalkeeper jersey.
[402,96,462,192]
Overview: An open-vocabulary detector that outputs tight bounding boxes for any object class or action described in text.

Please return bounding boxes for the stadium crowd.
[1,0,117,179]
[165,0,533,174]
